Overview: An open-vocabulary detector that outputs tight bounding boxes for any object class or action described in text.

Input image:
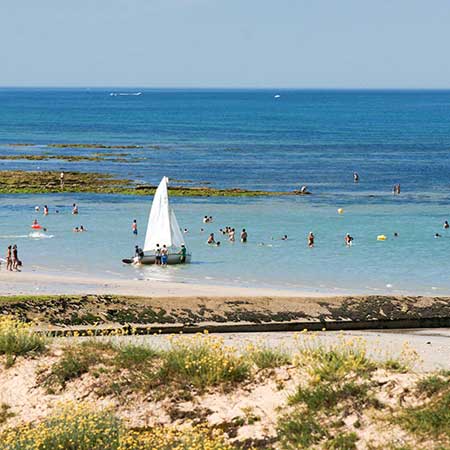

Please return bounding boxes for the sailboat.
[123,176,191,265]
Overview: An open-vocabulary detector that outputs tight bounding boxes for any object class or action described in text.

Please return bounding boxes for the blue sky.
[2,0,450,88]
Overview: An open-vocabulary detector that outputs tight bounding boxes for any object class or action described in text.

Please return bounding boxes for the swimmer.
[203,216,209,223]
[444,221,449,229]
[207,233,216,244]
[300,185,308,194]
[34,206,40,212]
[72,203,78,215]
[200,228,204,233]
[229,228,235,242]
[307,231,315,248]
[73,227,80,232]
[240,229,248,243]
[80,225,86,232]
[394,232,399,237]
[208,216,213,223]
[281,235,288,240]
[43,205,49,215]
[216,241,221,247]
[435,233,442,238]
[353,172,359,183]
[183,228,189,233]
[345,233,353,246]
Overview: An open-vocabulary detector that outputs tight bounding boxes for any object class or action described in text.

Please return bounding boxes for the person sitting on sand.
[72,203,78,215]
[444,221,449,229]
[161,245,168,266]
[43,205,49,215]
[155,244,162,265]
[207,233,216,245]
[308,232,315,248]
[345,233,353,246]
[240,229,248,243]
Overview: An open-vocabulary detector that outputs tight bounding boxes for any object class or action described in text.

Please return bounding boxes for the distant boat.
[110,92,142,96]
[274,94,281,99]
[122,177,191,265]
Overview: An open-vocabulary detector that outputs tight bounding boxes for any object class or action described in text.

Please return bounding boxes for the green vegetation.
[0,317,47,366]
[324,432,358,450]
[246,344,291,369]
[0,404,14,425]
[277,411,326,448]
[0,170,291,196]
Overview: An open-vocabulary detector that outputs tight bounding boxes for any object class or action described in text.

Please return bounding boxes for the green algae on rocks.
[0,170,294,197]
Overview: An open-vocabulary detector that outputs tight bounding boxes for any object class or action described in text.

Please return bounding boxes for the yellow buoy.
[377,235,387,241]
[337,208,344,214]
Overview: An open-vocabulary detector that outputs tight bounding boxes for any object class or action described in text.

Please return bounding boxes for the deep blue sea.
[1,88,450,294]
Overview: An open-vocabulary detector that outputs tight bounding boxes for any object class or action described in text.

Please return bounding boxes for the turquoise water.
[1,89,450,294]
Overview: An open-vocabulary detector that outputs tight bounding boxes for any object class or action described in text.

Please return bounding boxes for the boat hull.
[140,253,191,265]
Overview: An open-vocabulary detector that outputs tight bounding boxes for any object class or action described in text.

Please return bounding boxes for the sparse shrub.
[417,374,449,396]
[161,332,250,389]
[245,344,291,369]
[0,316,47,364]
[324,432,358,450]
[277,411,326,449]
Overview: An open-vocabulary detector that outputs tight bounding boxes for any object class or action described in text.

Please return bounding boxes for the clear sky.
[2,0,450,88]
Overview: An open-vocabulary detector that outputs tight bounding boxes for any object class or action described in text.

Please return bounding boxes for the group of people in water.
[206,227,248,247]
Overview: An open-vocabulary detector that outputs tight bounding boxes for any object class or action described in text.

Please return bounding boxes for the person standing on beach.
[308,232,315,248]
[240,229,248,243]
[60,172,65,189]
[6,246,12,271]
[12,245,19,270]
[132,219,138,235]
[155,244,162,265]
[161,245,168,266]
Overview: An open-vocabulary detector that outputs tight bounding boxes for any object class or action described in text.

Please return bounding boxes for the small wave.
[28,232,54,239]
[0,235,29,239]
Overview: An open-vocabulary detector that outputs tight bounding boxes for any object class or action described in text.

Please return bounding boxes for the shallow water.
[1,89,450,294]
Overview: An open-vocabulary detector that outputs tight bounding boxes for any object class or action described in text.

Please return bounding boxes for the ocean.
[1,88,450,294]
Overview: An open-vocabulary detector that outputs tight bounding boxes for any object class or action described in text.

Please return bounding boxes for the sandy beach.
[0,270,324,298]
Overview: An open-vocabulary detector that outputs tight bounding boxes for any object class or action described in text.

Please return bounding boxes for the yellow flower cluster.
[165,332,249,387]
[0,403,237,450]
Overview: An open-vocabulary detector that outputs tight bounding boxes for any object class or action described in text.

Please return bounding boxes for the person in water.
[435,233,442,238]
[345,233,353,246]
[80,225,86,232]
[132,219,138,235]
[353,172,359,183]
[161,245,168,266]
[155,244,162,265]
[72,203,78,215]
[444,221,449,229]
[73,227,80,232]
[43,205,49,215]
[203,216,209,223]
[308,232,315,248]
[134,245,144,262]
[229,228,235,242]
[179,244,187,263]
[281,235,288,240]
[240,229,248,243]
[207,233,216,244]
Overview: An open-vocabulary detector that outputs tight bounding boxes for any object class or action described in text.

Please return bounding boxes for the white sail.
[143,177,185,252]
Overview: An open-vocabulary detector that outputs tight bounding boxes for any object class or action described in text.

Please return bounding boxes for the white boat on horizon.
[123,177,191,265]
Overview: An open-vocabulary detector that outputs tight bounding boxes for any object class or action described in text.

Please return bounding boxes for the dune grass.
[0,317,47,366]
[0,403,241,450]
